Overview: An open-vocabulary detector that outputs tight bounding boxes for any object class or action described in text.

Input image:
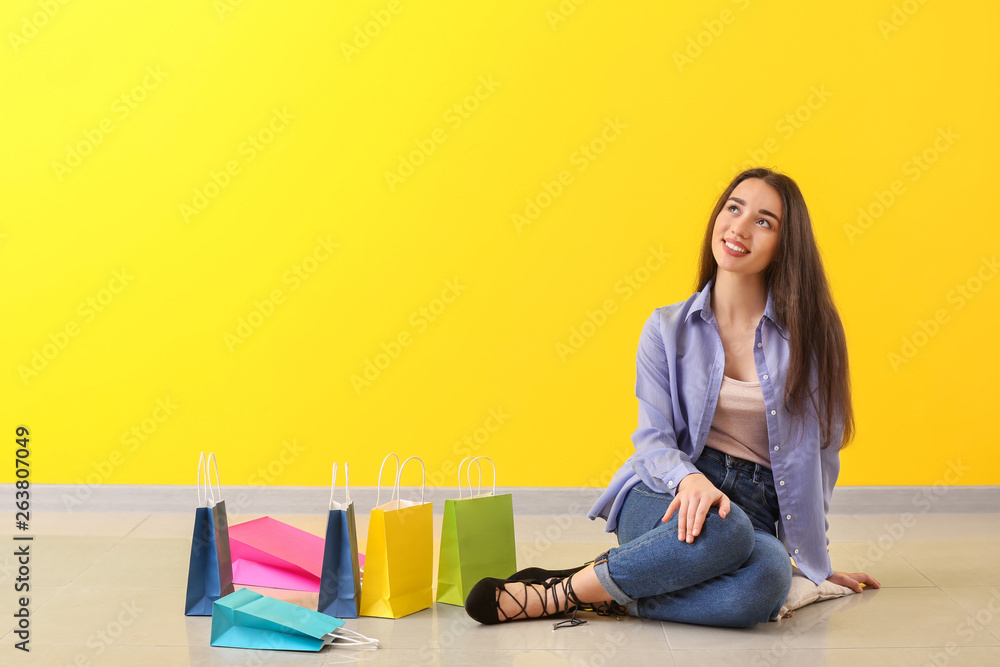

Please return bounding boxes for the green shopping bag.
[436,456,517,606]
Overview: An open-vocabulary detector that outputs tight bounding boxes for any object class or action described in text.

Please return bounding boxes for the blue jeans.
[593,447,792,627]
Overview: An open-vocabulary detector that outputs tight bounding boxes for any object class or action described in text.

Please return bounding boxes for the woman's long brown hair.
[697,168,854,450]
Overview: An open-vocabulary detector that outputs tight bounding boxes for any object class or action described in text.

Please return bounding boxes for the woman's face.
[711,178,783,277]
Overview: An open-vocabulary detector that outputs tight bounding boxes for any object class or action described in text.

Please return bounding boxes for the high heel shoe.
[504,562,589,583]
[464,572,628,629]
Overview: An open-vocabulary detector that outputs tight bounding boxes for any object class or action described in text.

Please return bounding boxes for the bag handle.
[205,452,223,507]
[393,456,425,509]
[374,453,400,508]
[196,451,207,507]
[328,626,379,648]
[457,457,474,500]
[329,462,352,510]
[462,456,496,498]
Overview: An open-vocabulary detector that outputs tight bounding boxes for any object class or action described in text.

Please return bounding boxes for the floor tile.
[942,586,1000,642]
[662,587,999,649]
[827,541,934,587]
[1,510,150,536]
[891,540,1000,586]
[342,601,665,652]
[671,646,1000,667]
[2,508,996,665]
[0,585,198,648]
[853,512,1000,541]
[73,537,193,588]
[0,535,119,587]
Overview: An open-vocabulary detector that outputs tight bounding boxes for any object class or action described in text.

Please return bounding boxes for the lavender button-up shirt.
[588,277,841,585]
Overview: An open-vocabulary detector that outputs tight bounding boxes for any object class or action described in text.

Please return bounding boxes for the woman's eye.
[757,219,771,228]
[727,205,739,213]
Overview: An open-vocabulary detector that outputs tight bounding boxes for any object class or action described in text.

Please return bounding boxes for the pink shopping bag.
[229,517,325,592]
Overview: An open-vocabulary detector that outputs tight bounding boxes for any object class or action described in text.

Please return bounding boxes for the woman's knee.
[703,503,756,568]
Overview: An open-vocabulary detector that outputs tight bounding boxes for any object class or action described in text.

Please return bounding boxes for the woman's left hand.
[827,570,881,593]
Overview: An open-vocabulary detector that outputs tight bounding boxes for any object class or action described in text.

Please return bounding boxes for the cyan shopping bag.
[184,452,235,616]
[318,462,363,619]
[358,454,433,619]
[211,588,377,651]
[436,457,517,605]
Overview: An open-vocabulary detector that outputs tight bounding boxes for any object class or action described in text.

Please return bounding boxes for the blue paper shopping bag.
[212,588,377,651]
[318,463,363,619]
[184,452,234,616]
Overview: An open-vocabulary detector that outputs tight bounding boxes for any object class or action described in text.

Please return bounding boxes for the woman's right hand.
[661,473,732,543]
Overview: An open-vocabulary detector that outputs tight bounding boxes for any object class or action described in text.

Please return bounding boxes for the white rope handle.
[457,457,475,500]
[374,454,400,507]
[206,452,223,506]
[329,463,352,510]
[330,627,379,648]
[196,451,207,507]
[395,456,425,509]
[466,456,496,497]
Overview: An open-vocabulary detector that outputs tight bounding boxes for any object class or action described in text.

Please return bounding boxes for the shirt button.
[786,515,792,520]
[757,343,762,348]
[773,446,779,451]
[794,549,799,555]
[771,410,776,415]
[667,481,674,487]
[763,375,768,380]
[779,480,785,486]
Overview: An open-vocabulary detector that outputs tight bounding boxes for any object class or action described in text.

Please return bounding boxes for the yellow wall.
[3,1,997,488]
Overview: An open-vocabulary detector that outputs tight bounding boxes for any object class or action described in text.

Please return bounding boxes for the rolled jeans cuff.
[593,550,639,616]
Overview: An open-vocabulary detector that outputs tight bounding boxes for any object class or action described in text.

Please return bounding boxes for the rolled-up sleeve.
[631,310,700,494]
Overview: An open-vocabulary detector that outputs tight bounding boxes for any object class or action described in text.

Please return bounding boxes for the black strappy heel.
[465,571,628,629]
[504,562,589,584]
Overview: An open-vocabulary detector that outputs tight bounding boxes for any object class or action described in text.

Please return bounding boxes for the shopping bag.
[184,452,235,616]
[436,456,517,605]
[229,516,325,592]
[211,588,378,651]
[318,462,363,619]
[358,454,433,619]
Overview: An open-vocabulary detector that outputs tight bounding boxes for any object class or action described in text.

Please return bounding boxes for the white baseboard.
[9,484,999,515]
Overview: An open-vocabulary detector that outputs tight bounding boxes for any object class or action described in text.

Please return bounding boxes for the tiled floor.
[2,509,999,665]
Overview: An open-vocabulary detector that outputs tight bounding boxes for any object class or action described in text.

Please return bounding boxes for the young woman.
[465,167,880,629]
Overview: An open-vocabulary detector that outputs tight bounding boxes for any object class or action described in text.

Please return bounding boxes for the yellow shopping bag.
[358,454,433,619]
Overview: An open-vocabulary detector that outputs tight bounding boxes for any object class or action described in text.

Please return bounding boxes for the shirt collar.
[687,275,787,337]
